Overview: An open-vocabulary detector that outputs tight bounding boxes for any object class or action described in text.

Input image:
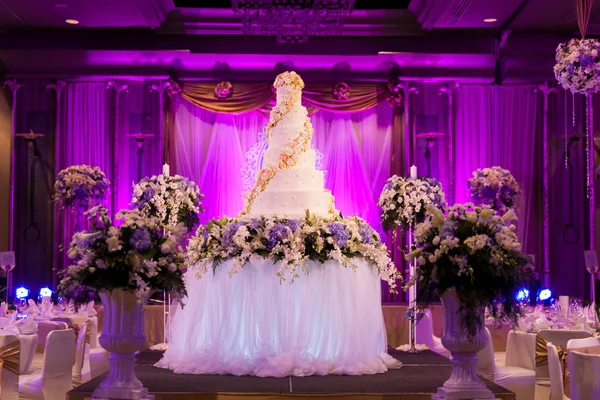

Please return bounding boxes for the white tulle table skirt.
[156,257,400,377]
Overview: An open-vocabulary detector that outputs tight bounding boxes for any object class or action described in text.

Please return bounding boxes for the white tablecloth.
[157,258,400,377]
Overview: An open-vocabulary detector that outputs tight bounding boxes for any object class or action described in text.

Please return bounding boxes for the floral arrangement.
[188,212,401,292]
[274,71,305,90]
[405,204,533,337]
[468,166,520,215]
[53,165,110,210]
[214,81,233,99]
[132,174,203,231]
[378,176,447,231]
[386,80,403,107]
[333,82,351,100]
[554,38,600,94]
[58,206,188,302]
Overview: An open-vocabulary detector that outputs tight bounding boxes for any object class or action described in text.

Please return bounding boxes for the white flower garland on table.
[187,212,401,292]
[53,165,110,210]
[132,174,203,231]
[378,175,447,231]
[554,38,600,94]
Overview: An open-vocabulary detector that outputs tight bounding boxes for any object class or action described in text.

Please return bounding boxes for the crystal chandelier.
[231,0,356,43]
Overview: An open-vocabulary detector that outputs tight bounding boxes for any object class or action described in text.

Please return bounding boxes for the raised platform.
[68,350,515,400]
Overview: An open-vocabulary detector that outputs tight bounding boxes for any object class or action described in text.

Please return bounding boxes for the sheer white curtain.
[455,85,541,258]
[312,102,393,231]
[173,97,263,222]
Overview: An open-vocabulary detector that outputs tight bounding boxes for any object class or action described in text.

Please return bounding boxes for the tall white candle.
[410,165,417,178]
[163,163,170,176]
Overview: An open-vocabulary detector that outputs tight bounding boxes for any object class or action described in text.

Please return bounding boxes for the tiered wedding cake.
[241,71,336,219]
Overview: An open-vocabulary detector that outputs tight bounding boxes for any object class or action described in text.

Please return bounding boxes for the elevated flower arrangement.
[58,206,188,400]
[406,204,532,336]
[405,203,533,398]
[468,166,520,215]
[58,206,188,302]
[187,212,401,292]
[132,174,203,231]
[554,38,600,94]
[378,175,447,231]
[53,164,110,211]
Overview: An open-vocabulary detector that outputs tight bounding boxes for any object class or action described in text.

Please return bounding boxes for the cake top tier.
[274,71,305,90]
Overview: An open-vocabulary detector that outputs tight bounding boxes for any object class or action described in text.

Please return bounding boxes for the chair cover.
[567,337,600,350]
[536,330,593,380]
[477,328,535,400]
[72,323,89,385]
[0,334,20,400]
[547,342,569,400]
[568,350,600,400]
[19,329,75,399]
[416,309,450,358]
[35,321,67,353]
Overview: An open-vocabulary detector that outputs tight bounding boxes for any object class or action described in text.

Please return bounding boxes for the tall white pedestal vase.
[93,289,154,400]
[432,289,495,400]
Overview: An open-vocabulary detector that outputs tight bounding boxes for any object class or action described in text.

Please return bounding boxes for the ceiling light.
[65,19,79,25]
[483,18,497,23]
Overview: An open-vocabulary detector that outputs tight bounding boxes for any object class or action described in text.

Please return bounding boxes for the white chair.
[416,309,450,358]
[568,350,600,400]
[35,321,67,354]
[567,337,600,350]
[0,334,20,400]
[547,342,569,400]
[477,328,535,400]
[19,329,75,399]
[72,323,89,385]
[536,330,593,380]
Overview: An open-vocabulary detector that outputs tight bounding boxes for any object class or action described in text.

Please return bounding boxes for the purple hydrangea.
[327,222,350,248]
[202,227,210,240]
[358,223,374,244]
[249,219,263,230]
[130,227,151,252]
[221,222,243,248]
[285,219,301,233]
[268,223,289,250]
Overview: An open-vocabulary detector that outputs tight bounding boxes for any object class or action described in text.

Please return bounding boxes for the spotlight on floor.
[537,288,553,305]
[516,288,529,302]
[39,287,53,298]
[16,286,29,300]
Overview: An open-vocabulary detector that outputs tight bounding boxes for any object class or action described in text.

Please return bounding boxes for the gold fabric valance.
[176,81,389,115]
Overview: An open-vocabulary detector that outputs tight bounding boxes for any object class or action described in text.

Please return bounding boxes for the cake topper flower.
[333,82,351,100]
[214,81,233,99]
[274,71,305,90]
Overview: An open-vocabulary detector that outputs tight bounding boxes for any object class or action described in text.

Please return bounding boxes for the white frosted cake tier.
[268,106,309,148]
[266,169,324,192]
[248,190,333,218]
[263,148,317,169]
[277,86,302,105]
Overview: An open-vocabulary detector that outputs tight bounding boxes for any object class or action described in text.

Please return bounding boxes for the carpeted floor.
[69,349,514,400]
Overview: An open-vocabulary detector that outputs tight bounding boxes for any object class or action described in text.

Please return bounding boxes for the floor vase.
[433,289,495,400]
[93,289,154,400]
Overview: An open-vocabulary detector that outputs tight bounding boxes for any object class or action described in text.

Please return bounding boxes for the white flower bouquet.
[58,206,188,302]
[53,165,110,210]
[378,175,447,231]
[405,204,533,337]
[468,166,520,215]
[187,212,401,292]
[554,38,600,94]
[132,174,203,231]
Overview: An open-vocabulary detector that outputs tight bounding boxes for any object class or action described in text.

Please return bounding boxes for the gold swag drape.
[175,81,388,114]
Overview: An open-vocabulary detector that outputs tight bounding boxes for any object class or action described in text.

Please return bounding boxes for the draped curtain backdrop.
[455,85,542,273]
[56,82,113,271]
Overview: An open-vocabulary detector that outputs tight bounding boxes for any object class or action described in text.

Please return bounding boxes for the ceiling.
[0,0,593,82]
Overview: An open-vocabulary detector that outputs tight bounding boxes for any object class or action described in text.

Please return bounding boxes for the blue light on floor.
[516,288,529,301]
[15,287,29,299]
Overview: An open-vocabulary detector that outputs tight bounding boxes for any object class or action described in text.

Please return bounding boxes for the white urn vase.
[93,289,154,400]
[432,289,495,400]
